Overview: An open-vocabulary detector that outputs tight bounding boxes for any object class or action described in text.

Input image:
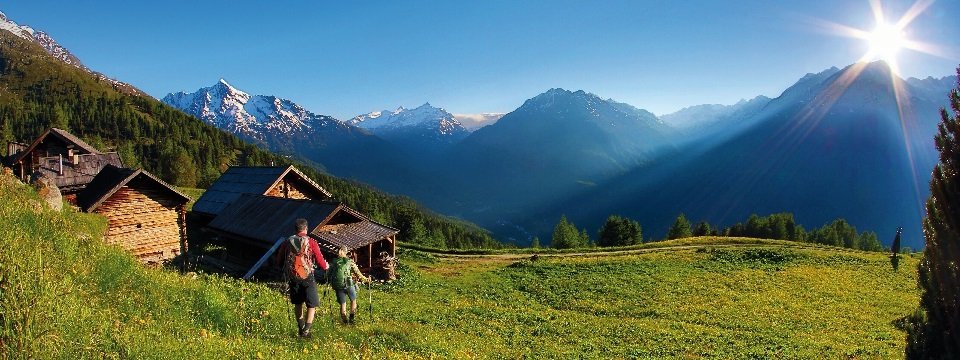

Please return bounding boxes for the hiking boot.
[340,314,349,324]
[349,313,355,323]
[299,322,313,338]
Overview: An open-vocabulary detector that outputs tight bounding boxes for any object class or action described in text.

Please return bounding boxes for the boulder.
[30,171,62,211]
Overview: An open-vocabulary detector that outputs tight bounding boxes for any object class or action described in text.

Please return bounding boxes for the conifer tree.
[552,215,585,249]
[597,215,643,247]
[693,221,712,237]
[667,213,692,240]
[907,69,960,358]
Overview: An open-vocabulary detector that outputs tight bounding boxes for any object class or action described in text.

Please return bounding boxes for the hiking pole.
[368,280,373,320]
[286,283,297,336]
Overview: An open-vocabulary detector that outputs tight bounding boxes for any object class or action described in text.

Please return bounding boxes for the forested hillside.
[0,31,501,249]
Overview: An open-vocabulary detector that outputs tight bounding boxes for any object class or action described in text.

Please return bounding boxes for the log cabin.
[191,165,333,219]
[205,194,398,279]
[77,164,190,264]
[7,128,123,203]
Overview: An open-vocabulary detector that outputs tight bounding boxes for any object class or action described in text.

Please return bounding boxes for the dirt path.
[411,240,868,262]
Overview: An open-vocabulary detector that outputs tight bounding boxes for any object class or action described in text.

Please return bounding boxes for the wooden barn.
[205,194,398,278]
[191,165,333,219]
[7,128,123,202]
[77,165,190,264]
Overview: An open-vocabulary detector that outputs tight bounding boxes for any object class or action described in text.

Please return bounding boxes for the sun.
[811,0,947,75]
[865,21,906,64]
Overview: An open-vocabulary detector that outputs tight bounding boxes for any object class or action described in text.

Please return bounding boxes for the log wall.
[95,185,186,264]
[265,180,312,200]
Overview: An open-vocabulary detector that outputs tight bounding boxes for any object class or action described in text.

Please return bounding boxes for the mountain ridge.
[0,11,145,96]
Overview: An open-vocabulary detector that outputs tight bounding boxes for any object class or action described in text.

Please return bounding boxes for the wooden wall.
[265,179,312,200]
[95,184,186,264]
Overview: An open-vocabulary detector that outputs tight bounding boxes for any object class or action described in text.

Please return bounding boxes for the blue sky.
[2,1,958,120]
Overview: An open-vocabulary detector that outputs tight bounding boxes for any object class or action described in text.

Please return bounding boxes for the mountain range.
[4,9,953,250]
[161,61,955,249]
[350,103,470,154]
[0,11,501,249]
[522,62,952,248]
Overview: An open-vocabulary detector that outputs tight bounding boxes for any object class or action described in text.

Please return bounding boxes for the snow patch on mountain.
[0,11,35,40]
[162,79,343,141]
[350,103,469,137]
[454,113,505,130]
[0,10,144,96]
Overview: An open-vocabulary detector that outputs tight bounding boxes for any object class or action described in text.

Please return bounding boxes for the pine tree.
[530,237,540,249]
[693,221,712,237]
[906,69,960,358]
[551,215,585,249]
[597,215,643,247]
[667,213,692,240]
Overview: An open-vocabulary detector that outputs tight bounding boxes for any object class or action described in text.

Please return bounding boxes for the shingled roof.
[77,164,190,212]
[312,220,399,253]
[11,128,101,164]
[36,152,123,193]
[207,194,397,251]
[192,165,333,217]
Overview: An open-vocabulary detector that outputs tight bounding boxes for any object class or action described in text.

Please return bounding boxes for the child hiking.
[328,247,370,324]
[275,218,329,338]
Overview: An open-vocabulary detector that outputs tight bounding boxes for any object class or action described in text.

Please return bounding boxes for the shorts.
[335,284,358,305]
[288,279,319,308]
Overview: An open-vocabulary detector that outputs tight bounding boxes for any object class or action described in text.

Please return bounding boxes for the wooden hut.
[7,128,123,201]
[205,194,397,278]
[77,165,190,264]
[191,165,333,219]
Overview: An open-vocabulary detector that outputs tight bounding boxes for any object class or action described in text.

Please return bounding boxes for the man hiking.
[276,218,328,338]
[328,247,370,324]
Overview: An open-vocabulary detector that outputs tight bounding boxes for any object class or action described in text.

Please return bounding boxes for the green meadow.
[1,173,919,359]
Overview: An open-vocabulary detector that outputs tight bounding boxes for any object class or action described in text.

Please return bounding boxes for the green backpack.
[329,257,353,290]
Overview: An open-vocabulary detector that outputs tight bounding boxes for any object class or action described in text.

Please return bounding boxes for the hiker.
[328,247,370,324]
[275,218,329,338]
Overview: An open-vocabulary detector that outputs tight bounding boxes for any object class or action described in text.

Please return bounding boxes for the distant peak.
[217,78,232,87]
[414,102,440,111]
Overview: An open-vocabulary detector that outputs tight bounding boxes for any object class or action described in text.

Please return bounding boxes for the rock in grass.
[30,171,62,211]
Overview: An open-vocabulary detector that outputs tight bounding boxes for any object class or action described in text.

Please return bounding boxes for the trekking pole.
[328,287,336,326]
[368,280,373,319]
[287,283,297,336]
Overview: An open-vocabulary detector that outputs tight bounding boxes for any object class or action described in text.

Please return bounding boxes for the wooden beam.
[243,236,287,280]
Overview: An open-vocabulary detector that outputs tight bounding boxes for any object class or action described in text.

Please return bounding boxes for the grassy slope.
[0,173,919,359]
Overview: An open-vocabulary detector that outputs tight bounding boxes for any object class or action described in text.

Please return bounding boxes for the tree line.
[547,212,890,252]
[0,33,502,249]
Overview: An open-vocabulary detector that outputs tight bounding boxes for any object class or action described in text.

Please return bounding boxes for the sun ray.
[868,0,886,24]
[889,75,928,219]
[894,0,935,29]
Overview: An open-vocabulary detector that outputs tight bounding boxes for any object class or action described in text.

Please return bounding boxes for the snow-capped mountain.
[350,103,470,144]
[0,11,143,95]
[162,79,345,142]
[349,103,470,154]
[161,80,416,190]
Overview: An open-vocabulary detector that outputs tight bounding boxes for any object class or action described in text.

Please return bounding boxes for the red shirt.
[277,234,329,271]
